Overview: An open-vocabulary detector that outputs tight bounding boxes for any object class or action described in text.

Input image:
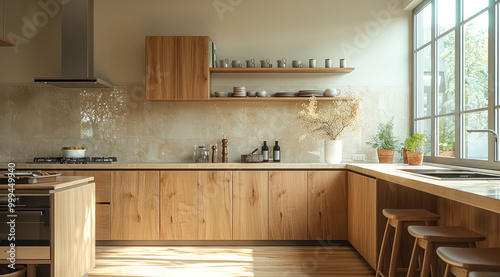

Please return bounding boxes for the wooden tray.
[1,172,61,184]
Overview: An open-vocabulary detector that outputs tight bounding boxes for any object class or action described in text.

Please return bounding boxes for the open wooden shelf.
[0,38,15,47]
[209,97,347,102]
[210,67,354,73]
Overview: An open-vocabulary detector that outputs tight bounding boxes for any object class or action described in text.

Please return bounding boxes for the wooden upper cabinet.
[347,172,377,269]
[233,171,269,240]
[110,171,160,240]
[308,171,348,240]
[145,36,211,101]
[198,171,232,240]
[146,36,177,100]
[269,171,308,240]
[177,36,210,100]
[160,171,198,240]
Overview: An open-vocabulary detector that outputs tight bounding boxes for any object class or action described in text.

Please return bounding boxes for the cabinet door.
[160,171,198,240]
[233,171,268,240]
[348,172,377,268]
[111,171,159,240]
[96,204,110,240]
[57,170,110,203]
[146,36,177,100]
[269,171,307,240]
[198,171,232,240]
[308,171,347,240]
[177,36,210,100]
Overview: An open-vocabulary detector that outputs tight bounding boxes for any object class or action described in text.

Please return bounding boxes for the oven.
[0,195,51,246]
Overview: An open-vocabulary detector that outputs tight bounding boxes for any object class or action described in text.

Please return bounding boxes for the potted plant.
[366,117,399,163]
[404,132,427,165]
[298,87,362,164]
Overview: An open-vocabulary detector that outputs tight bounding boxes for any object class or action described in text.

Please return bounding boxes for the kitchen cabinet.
[307,171,347,240]
[348,172,377,268]
[146,36,211,100]
[198,171,232,240]
[233,171,269,240]
[110,171,159,240]
[57,170,111,240]
[160,171,198,240]
[96,204,110,240]
[56,170,110,203]
[269,171,308,240]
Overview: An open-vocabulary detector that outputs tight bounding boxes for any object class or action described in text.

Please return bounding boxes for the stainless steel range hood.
[34,0,112,88]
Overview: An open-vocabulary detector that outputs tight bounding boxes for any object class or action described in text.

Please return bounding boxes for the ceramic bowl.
[247,91,257,97]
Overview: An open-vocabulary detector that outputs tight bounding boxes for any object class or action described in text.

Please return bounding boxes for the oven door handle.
[0,211,45,215]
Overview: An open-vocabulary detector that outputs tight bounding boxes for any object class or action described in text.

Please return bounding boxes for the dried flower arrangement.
[298,87,362,141]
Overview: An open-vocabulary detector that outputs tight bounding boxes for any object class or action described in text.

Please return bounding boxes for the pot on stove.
[61,147,86,158]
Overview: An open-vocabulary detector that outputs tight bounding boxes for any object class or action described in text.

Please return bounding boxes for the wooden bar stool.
[375,209,440,277]
[406,226,485,277]
[436,247,500,277]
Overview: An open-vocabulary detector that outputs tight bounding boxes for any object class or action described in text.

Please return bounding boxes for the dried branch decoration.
[298,87,362,141]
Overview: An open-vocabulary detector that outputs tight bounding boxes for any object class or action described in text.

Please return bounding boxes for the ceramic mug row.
[219,58,346,68]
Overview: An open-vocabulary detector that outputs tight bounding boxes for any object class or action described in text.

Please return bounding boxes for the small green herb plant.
[404,133,427,152]
[366,117,399,150]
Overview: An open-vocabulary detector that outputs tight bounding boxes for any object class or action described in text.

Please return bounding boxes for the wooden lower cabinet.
[96,204,110,240]
[110,171,160,240]
[160,171,198,240]
[198,171,232,240]
[233,171,269,240]
[348,172,377,269]
[57,170,110,203]
[269,171,308,240]
[308,171,348,240]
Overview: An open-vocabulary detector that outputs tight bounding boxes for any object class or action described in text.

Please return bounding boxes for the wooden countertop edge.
[0,176,94,191]
[347,164,500,214]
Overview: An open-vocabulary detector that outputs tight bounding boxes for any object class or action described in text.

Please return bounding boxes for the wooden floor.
[88,246,374,276]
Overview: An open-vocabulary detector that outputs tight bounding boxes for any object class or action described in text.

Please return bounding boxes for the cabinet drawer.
[0,246,50,260]
[57,171,110,203]
[96,204,110,240]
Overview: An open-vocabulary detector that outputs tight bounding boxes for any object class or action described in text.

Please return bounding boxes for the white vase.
[325,140,343,164]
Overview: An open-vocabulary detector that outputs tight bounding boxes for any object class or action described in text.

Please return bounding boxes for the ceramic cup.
[325,59,333,68]
[292,60,302,68]
[232,60,242,68]
[277,58,286,68]
[256,90,267,97]
[309,59,317,68]
[260,58,271,68]
[246,58,255,68]
[220,58,229,68]
[340,59,346,68]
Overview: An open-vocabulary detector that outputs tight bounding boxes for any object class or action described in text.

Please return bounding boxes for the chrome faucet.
[467,129,498,161]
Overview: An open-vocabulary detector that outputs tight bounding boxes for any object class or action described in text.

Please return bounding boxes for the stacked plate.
[298,90,324,97]
[274,92,297,97]
[233,86,246,97]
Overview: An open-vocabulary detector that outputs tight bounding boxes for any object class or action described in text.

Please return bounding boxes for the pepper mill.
[222,136,228,163]
[211,145,217,163]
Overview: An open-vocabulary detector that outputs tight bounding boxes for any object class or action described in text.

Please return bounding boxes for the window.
[413,0,498,169]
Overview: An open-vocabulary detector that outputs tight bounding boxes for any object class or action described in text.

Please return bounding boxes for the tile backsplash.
[0,85,409,163]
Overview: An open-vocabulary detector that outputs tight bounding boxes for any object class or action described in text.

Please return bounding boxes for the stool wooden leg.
[27,264,36,277]
[389,221,403,277]
[376,220,391,277]
[443,264,451,277]
[421,241,433,277]
[407,239,421,277]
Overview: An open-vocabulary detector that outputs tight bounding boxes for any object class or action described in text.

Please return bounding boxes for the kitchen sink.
[398,169,500,180]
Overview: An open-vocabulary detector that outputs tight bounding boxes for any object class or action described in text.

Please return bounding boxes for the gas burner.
[31,157,117,164]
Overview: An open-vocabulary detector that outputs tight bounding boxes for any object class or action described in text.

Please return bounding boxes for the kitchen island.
[0,176,95,277]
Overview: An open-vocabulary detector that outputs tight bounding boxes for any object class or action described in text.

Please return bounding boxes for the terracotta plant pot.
[377,149,395,164]
[407,152,424,165]
[402,148,408,164]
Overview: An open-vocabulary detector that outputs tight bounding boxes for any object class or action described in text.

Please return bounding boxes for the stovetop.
[30,157,117,164]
